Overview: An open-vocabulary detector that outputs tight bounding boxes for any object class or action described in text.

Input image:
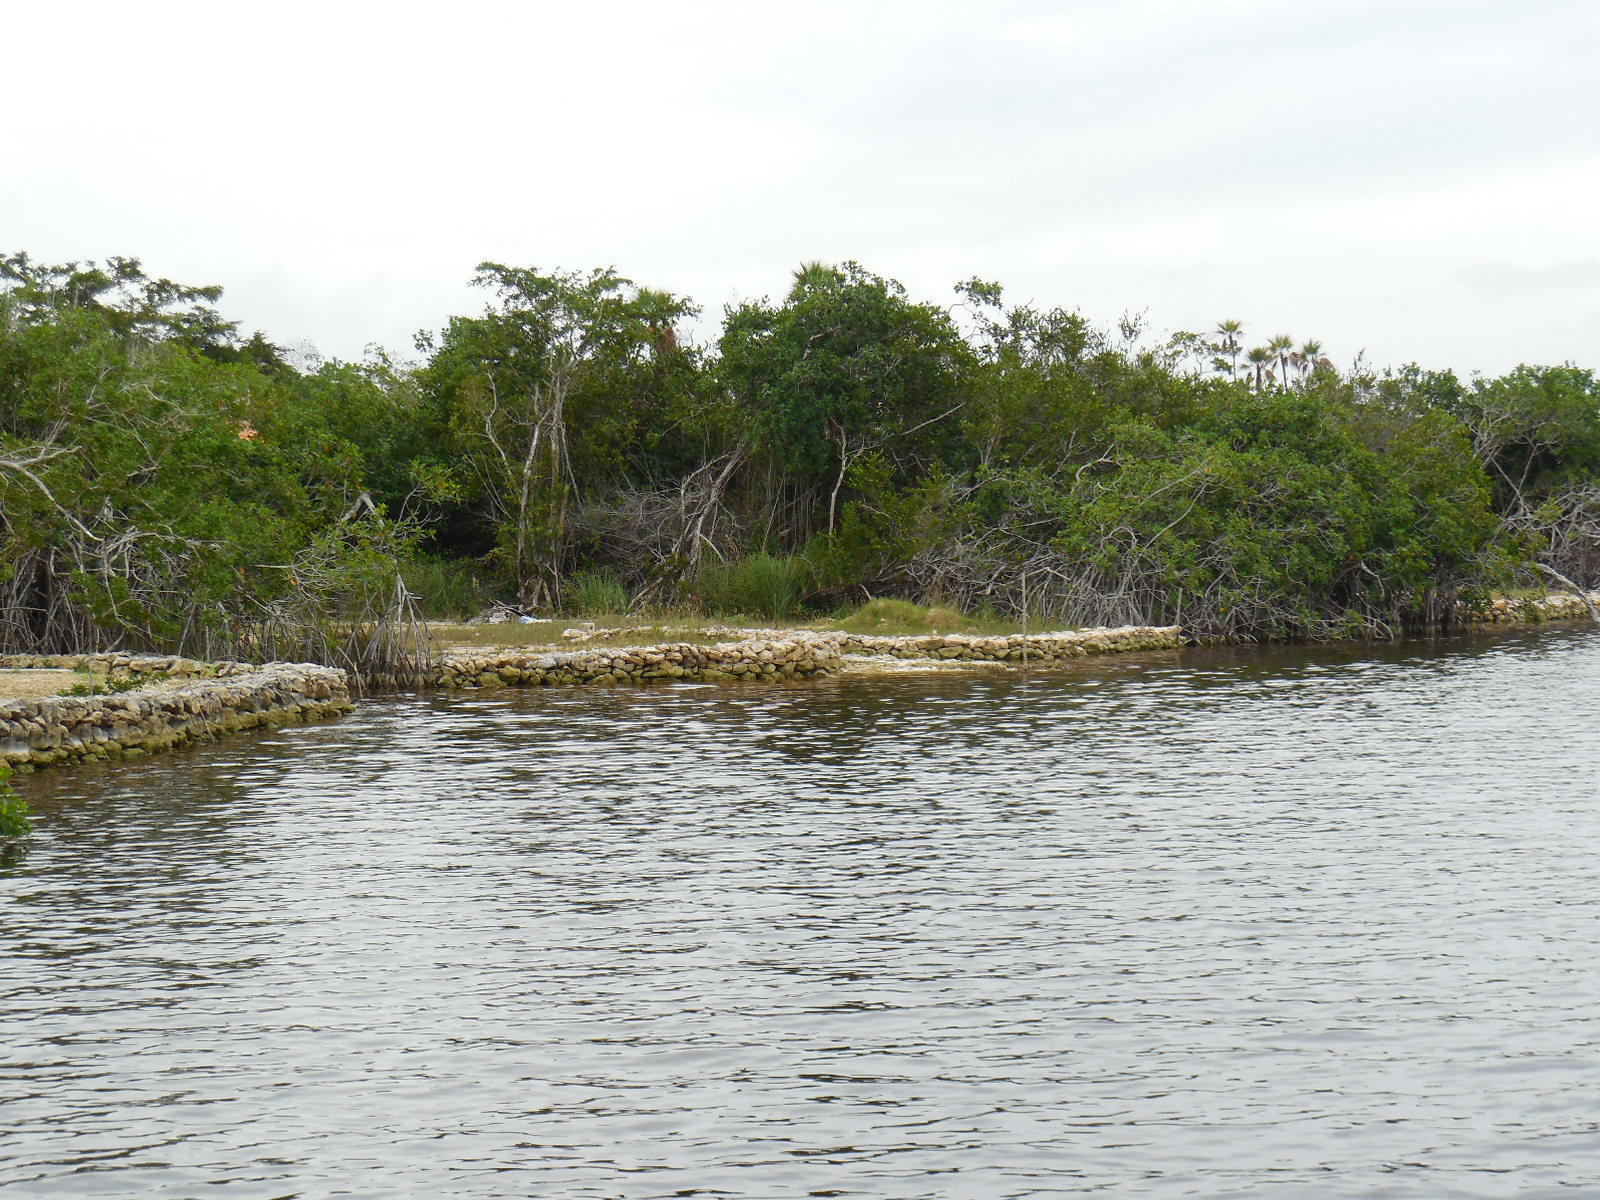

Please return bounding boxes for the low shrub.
[837,597,970,635]
[60,675,143,696]
[403,557,492,620]
[564,570,630,616]
[694,553,810,621]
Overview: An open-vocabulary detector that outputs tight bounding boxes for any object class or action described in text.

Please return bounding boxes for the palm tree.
[789,260,841,301]
[634,286,687,362]
[1246,346,1273,392]
[1214,318,1244,381]
[1268,335,1294,390]
[1297,339,1327,385]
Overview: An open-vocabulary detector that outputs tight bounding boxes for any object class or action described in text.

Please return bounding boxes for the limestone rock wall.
[0,661,352,771]
[0,652,258,680]
[436,625,1186,688]
[832,625,1187,661]
[1471,593,1600,623]
[436,637,844,688]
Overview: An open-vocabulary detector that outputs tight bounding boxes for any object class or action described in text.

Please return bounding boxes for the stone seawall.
[0,658,352,771]
[1472,592,1600,623]
[832,625,1187,661]
[0,652,259,681]
[5,596,1585,776]
[435,625,1187,688]
[436,636,844,688]
[0,629,1186,769]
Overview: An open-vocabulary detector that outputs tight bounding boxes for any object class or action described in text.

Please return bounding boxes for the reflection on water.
[4,626,1600,1198]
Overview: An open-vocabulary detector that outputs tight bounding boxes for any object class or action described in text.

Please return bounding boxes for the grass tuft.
[694,553,809,621]
[563,570,630,616]
[403,558,493,620]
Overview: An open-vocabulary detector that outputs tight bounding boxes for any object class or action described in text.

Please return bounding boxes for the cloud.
[5,0,1598,373]
[1457,260,1600,291]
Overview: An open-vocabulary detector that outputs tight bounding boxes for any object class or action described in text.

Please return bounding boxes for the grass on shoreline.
[427,587,1600,654]
[432,598,1050,651]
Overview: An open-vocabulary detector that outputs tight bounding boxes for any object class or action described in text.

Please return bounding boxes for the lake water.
[5,627,1600,1198]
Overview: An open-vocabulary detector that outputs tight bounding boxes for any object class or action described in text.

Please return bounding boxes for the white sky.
[6,0,1598,376]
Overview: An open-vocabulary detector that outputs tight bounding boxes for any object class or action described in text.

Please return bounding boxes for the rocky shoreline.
[0,655,352,772]
[0,626,1186,771]
[432,625,1187,689]
[2,594,1595,773]
[1475,592,1600,623]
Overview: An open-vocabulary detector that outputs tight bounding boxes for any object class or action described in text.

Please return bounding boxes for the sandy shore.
[0,670,79,702]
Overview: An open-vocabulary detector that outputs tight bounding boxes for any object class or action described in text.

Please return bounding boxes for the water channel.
[4,626,1600,1198]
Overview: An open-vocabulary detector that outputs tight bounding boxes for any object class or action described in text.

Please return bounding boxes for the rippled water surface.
[6,627,1600,1198]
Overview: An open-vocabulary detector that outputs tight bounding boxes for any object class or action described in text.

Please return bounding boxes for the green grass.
[693,553,810,622]
[837,598,951,634]
[831,598,1031,637]
[58,675,144,696]
[402,557,494,620]
[433,614,751,651]
[563,570,630,616]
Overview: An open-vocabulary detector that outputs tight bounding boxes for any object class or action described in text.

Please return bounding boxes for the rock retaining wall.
[0,660,352,771]
[832,625,1187,661]
[435,625,1186,688]
[1471,593,1600,623]
[435,637,844,687]
[0,652,258,680]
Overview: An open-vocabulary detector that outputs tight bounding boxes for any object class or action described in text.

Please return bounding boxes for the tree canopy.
[5,250,1595,652]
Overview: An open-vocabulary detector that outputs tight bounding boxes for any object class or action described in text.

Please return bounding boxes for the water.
[5,627,1600,1198]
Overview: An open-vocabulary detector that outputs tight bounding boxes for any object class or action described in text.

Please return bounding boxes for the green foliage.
[925,363,1505,636]
[0,255,425,657]
[804,465,967,597]
[719,262,976,541]
[402,557,491,620]
[0,251,237,353]
[60,675,143,696]
[837,598,958,634]
[416,263,701,609]
[0,763,29,842]
[693,553,810,621]
[1457,365,1600,499]
[563,570,629,616]
[5,248,1593,650]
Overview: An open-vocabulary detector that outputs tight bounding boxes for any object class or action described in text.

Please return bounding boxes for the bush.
[839,597,932,632]
[693,553,810,621]
[403,557,491,619]
[60,674,143,696]
[837,597,972,634]
[563,570,629,616]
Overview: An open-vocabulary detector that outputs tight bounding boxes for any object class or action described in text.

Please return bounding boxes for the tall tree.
[419,264,695,607]
[719,262,975,543]
[1213,318,1244,381]
[1245,346,1273,391]
[1294,339,1326,386]
[0,252,241,355]
[1268,334,1295,391]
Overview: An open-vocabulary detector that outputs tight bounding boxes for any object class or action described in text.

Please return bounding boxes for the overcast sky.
[7,0,1597,375]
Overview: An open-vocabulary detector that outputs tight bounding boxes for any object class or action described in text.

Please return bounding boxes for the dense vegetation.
[3,251,1597,658]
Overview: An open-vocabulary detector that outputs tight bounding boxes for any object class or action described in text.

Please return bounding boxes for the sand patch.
[0,670,81,702]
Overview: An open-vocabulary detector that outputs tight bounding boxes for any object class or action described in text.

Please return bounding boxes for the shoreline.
[0,656,351,773]
[3,593,1597,774]
[430,625,1186,689]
